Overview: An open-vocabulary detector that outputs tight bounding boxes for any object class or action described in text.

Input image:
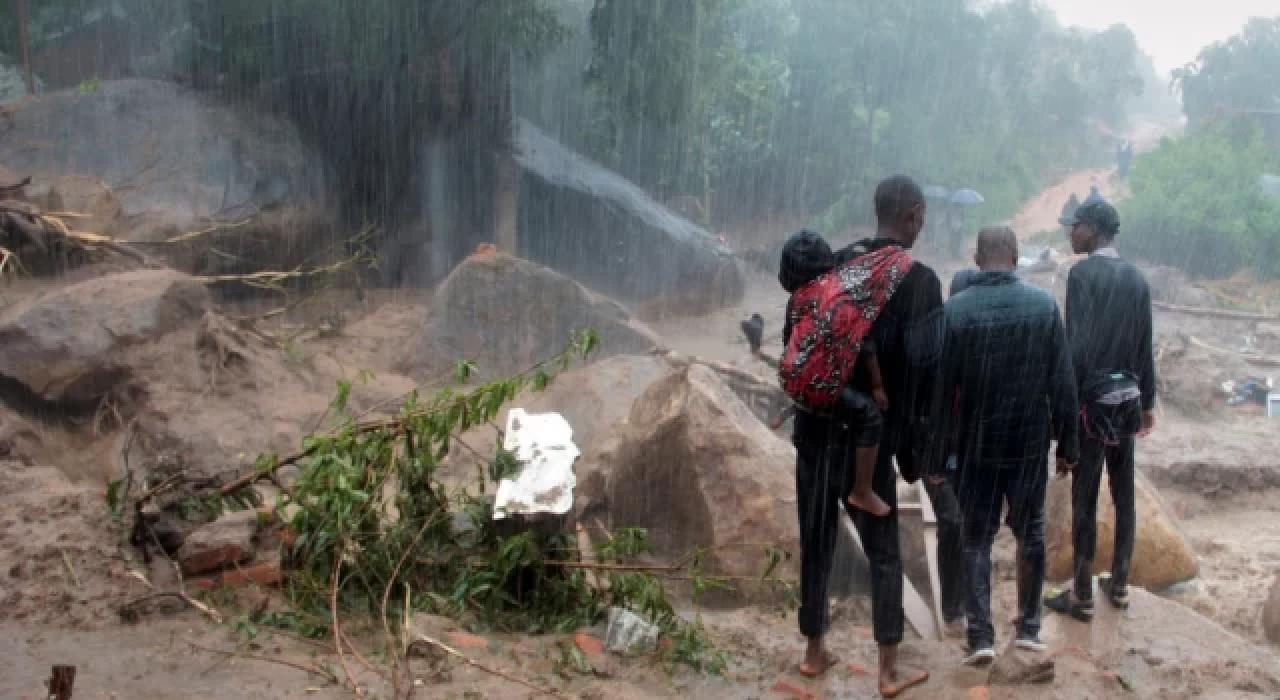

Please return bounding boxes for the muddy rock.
[1264,574,1280,644]
[0,80,329,225]
[515,119,743,312]
[0,269,210,402]
[176,510,260,576]
[1045,469,1198,590]
[1143,264,1218,308]
[44,175,123,233]
[404,253,663,381]
[576,364,798,588]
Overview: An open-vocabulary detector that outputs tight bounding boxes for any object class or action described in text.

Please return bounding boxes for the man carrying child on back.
[744,176,940,697]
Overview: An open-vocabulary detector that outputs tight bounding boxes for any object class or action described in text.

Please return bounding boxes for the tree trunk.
[492,152,521,256]
[15,0,34,95]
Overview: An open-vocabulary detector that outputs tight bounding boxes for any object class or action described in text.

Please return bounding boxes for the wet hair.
[874,175,925,225]
[975,225,1018,266]
[778,229,834,293]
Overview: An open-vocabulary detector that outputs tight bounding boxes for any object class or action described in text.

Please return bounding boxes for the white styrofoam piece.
[493,408,580,520]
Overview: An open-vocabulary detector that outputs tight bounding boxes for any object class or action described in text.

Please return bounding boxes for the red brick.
[447,631,490,651]
[176,511,257,576]
[573,631,605,658]
[185,560,283,591]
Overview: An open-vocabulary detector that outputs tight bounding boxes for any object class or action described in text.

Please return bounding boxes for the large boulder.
[0,269,210,402]
[0,80,329,225]
[514,119,743,313]
[1264,574,1280,645]
[1045,468,1198,590]
[0,80,339,280]
[403,252,664,381]
[575,364,799,588]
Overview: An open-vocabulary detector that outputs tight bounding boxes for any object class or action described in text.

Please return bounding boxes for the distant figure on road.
[941,226,1079,665]
[1116,141,1133,180]
[1083,184,1103,206]
[1059,193,1080,229]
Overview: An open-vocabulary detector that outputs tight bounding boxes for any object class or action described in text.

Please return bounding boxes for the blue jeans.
[957,462,1047,648]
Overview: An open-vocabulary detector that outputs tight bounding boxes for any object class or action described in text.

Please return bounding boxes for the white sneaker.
[1015,635,1048,653]
[963,646,996,667]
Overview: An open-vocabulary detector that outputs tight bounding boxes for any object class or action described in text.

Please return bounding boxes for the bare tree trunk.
[493,152,521,255]
[15,0,34,95]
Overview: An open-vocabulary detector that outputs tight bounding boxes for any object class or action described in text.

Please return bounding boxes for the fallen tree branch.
[331,555,365,697]
[185,638,339,684]
[1153,300,1279,322]
[407,634,567,699]
[1186,335,1280,368]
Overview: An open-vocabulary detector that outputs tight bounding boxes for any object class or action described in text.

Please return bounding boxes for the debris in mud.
[117,334,751,699]
[604,607,661,655]
[175,509,259,576]
[1264,574,1280,645]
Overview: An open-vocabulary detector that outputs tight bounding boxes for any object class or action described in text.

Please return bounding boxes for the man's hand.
[1055,457,1075,477]
[1140,410,1156,437]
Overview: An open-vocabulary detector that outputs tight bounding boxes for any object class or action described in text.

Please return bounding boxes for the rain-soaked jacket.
[941,270,1079,473]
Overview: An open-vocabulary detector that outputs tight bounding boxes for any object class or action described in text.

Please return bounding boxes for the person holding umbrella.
[946,189,984,259]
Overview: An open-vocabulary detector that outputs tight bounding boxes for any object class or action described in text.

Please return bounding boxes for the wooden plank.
[916,480,949,638]
[1153,300,1279,322]
[840,508,939,641]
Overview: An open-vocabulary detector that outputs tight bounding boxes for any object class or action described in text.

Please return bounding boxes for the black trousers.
[1072,432,1137,596]
[923,474,966,623]
[956,463,1047,648]
[793,411,903,645]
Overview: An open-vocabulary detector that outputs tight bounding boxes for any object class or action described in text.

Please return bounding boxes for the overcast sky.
[1043,0,1279,74]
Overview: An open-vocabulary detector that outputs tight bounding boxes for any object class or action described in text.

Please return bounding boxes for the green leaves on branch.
[253,329,741,671]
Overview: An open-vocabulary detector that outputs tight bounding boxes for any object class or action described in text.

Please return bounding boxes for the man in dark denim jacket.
[940,226,1079,664]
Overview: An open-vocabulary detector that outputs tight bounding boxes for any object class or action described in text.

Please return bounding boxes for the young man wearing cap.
[1046,199,1156,620]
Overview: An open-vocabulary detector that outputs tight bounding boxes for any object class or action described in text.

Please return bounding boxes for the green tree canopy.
[1120,115,1280,278]
[1174,17,1280,125]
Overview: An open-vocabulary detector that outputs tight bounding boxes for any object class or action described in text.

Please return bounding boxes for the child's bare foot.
[847,489,891,517]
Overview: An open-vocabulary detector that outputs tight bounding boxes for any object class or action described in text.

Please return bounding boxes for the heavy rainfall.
[0,1,1279,698]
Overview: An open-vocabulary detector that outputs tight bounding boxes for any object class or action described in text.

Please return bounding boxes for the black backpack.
[1080,370,1144,445]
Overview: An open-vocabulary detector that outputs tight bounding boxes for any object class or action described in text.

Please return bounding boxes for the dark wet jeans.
[1072,433,1136,598]
[957,463,1047,649]
[793,411,903,646]
[923,475,966,623]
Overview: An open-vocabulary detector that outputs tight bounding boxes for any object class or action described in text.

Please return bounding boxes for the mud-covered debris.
[176,510,259,576]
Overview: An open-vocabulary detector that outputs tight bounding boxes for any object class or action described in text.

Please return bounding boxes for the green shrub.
[1121,115,1280,279]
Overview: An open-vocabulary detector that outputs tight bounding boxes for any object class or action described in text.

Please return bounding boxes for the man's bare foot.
[848,489,891,517]
[879,665,929,698]
[799,647,840,678]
